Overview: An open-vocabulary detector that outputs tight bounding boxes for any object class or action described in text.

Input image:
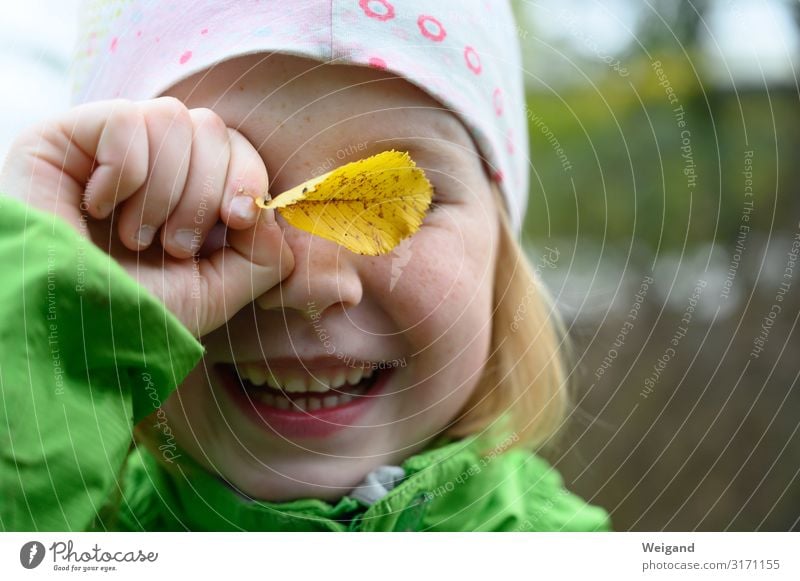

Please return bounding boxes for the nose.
[256,224,364,319]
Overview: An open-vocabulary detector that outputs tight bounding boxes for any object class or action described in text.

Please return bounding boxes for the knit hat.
[71,0,529,230]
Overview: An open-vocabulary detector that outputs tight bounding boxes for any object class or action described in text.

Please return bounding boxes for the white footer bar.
[1,532,798,580]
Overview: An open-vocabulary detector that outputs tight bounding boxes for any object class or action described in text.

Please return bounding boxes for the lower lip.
[218,365,394,439]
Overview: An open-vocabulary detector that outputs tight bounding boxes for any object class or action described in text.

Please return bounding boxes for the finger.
[219,128,269,231]
[82,100,149,219]
[160,108,230,258]
[117,97,193,251]
[227,207,292,268]
[2,99,149,222]
[197,209,294,333]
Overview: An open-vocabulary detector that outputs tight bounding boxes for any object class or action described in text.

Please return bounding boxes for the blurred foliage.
[514,0,800,253]
[523,56,800,253]
[512,1,800,531]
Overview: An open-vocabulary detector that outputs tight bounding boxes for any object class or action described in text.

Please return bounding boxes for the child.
[0,0,611,531]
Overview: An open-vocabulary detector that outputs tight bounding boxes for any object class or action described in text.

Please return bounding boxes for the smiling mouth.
[220,362,386,412]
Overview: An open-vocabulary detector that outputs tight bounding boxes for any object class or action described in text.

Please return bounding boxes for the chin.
[226,459,379,502]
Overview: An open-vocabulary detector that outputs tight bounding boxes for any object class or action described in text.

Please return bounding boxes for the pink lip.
[217,364,395,439]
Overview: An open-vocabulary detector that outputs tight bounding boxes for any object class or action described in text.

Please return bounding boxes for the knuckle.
[99,109,148,190]
[105,97,134,112]
[151,95,185,113]
[113,100,142,128]
[226,128,268,179]
[146,97,192,129]
[110,106,145,147]
[226,127,253,152]
[190,107,228,137]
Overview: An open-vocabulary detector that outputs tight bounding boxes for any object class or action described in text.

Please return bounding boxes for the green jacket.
[0,196,611,532]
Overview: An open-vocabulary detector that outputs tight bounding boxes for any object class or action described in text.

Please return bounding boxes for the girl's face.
[159,54,499,501]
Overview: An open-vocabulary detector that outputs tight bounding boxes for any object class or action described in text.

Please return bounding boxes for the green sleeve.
[0,195,204,531]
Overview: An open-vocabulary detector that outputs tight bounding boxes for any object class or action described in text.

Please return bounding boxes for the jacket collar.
[157,433,485,531]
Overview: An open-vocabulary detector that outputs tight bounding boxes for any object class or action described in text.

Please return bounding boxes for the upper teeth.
[237,364,375,393]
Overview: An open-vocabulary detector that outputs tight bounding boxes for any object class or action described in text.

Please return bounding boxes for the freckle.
[238,84,245,91]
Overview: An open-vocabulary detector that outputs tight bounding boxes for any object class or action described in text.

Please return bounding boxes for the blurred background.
[511,0,800,531]
[1,0,797,531]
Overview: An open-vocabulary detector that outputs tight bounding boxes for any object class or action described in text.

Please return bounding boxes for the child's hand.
[0,97,294,336]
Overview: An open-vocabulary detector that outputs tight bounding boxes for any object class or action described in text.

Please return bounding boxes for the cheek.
[156,367,221,460]
[373,219,495,343]
[366,215,496,416]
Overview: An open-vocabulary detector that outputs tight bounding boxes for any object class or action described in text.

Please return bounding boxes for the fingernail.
[173,228,199,253]
[134,225,155,247]
[230,196,257,222]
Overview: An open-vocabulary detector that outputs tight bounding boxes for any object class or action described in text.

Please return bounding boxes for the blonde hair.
[442,183,572,452]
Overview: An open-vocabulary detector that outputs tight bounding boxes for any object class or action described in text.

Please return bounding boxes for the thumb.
[195,207,294,335]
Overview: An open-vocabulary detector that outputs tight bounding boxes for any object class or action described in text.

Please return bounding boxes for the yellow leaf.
[254,150,433,256]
